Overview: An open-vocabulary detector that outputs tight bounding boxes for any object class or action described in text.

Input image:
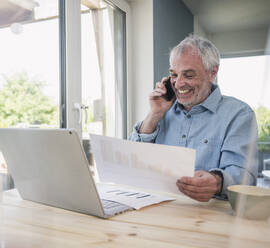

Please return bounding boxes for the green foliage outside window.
[254,106,270,152]
[0,72,58,128]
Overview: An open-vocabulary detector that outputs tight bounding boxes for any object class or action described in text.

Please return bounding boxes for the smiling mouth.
[178,89,193,94]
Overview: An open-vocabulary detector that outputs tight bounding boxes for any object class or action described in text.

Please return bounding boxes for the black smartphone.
[163,77,175,101]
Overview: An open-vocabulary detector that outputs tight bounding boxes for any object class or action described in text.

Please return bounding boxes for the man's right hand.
[139,77,175,134]
[149,77,176,115]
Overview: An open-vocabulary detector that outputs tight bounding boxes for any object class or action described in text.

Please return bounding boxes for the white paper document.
[90,134,196,195]
[97,184,175,209]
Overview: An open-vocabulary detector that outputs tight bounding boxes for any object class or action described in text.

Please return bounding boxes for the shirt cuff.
[129,121,159,143]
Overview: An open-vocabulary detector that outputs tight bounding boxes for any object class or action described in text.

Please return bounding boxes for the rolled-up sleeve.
[217,110,258,196]
[129,121,160,143]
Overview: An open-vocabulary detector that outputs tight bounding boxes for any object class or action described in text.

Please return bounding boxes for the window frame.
[61,0,131,139]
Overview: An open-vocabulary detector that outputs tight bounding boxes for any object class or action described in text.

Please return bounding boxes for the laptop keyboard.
[101,199,125,209]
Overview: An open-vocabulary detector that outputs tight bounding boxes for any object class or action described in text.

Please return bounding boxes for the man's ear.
[209,66,219,82]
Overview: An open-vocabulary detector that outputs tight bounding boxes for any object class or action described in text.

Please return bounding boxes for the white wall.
[129,0,154,125]
[193,14,268,57]
[211,28,268,57]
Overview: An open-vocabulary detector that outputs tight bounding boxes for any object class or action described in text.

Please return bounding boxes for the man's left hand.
[176,170,222,202]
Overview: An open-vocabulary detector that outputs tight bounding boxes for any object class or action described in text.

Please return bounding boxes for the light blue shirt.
[129,85,258,197]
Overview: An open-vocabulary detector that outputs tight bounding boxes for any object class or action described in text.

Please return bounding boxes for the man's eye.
[170,74,177,78]
[184,73,194,79]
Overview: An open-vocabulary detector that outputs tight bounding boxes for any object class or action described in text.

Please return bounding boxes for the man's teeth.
[178,89,190,94]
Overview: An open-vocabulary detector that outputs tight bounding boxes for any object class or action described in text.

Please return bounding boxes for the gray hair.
[170,34,220,71]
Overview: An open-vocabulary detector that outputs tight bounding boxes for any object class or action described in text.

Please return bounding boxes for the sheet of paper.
[90,134,195,195]
[97,184,175,210]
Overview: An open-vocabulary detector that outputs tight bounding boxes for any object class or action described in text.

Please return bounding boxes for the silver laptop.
[0,128,132,218]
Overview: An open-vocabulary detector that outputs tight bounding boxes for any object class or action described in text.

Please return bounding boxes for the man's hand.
[176,170,222,202]
[139,77,175,134]
[148,78,175,116]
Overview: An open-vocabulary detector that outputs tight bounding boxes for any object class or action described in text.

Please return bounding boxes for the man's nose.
[174,74,185,88]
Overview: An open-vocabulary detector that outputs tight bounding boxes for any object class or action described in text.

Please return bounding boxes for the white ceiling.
[0,0,35,27]
[182,0,270,34]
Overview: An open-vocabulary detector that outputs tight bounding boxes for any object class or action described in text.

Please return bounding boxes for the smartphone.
[163,77,175,101]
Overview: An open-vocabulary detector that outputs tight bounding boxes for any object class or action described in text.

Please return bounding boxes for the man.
[129,35,258,202]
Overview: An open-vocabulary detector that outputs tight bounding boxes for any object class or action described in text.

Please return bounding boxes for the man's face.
[169,49,218,111]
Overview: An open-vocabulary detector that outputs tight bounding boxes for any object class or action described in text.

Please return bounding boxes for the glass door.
[80,0,127,139]
[0,0,60,190]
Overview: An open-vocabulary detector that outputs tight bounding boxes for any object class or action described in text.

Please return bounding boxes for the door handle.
[73,103,89,125]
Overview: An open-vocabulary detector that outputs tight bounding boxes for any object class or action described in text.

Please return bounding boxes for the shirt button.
[204,139,208,144]
[182,134,186,139]
[186,114,191,118]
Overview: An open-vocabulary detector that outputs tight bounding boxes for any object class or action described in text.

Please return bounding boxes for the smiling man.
[129,34,258,202]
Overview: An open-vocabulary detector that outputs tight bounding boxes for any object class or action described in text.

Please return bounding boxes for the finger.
[154,88,166,94]
[155,82,165,90]
[149,88,168,98]
[178,176,205,187]
[149,91,163,98]
[155,84,167,95]
[194,170,205,177]
[161,77,169,83]
[178,182,216,194]
[177,181,212,197]
[179,176,215,187]
[156,77,170,91]
[177,181,214,195]
[149,92,162,99]
[177,184,213,202]
[179,187,212,202]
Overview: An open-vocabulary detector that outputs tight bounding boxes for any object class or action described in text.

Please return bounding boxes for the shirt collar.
[173,100,183,113]
[200,84,222,113]
[173,84,222,114]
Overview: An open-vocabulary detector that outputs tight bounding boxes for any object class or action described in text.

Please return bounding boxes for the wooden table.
[0,189,270,248]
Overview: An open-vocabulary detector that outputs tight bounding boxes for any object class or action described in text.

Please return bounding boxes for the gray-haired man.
[130,35,258,202]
